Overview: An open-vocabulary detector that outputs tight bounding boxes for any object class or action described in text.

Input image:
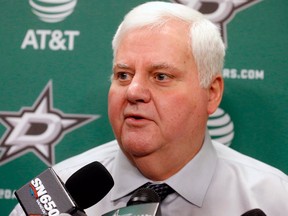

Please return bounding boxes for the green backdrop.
[1,0,287,215]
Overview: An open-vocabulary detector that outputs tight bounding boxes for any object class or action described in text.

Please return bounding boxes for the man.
[10,1,288,216]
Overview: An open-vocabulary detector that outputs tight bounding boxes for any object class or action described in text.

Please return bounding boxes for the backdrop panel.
[0,0,287,215]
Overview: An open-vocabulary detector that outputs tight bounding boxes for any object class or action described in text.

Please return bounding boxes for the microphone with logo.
[241,208,267,216]
[15,161,114,216]
[103,187,161,216]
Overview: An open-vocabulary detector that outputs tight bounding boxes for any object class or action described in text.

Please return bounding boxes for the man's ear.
[207,74,224,115]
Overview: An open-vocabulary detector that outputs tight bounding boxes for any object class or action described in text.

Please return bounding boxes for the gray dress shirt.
[10,132,288,215]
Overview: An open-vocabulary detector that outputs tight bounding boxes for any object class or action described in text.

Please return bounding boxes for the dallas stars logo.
[0,81,99,165]
[172,0,261,45]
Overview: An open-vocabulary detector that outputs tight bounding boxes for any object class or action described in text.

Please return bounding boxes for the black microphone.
[127,187,160,206]
[15,161,114,216]
[103,188,161,216]
[241,208,267,216]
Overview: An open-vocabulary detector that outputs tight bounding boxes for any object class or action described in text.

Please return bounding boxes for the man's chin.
[120,141,156,157]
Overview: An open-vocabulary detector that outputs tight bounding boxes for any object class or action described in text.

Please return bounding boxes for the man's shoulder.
[53,140,119,182]
[212,140,288,181]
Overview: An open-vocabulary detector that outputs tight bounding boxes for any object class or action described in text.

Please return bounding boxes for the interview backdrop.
[0,0,287,215]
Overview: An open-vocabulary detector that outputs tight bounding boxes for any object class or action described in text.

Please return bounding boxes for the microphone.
[103,187,161,216]
[127,187,160,206]
[241,208,267,216]
[15,161,114,216]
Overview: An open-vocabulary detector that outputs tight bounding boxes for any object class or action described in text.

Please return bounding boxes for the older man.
[10,2,288,216]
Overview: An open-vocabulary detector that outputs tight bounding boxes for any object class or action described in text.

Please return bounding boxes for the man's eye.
[155,73,170,81]
[117,72,130,80]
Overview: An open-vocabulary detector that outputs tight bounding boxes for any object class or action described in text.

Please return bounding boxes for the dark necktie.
[142,182,175,201]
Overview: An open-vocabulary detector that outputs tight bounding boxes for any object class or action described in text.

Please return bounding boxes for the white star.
[0,81,99,165]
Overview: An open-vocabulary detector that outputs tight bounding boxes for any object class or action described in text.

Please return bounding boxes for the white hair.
[112,1,225,87]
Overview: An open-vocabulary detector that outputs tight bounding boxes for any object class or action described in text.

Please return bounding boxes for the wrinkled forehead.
[113,18,192,60]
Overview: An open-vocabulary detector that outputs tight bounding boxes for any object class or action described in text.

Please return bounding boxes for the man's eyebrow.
[113,63,130,70]
[152,63,170,69]
[151,63,180,72]
[113,62,180,72]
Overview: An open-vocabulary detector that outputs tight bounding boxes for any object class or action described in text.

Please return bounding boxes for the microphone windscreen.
[241,208,266,216]
[65,161,114,209]
[127,188,160,206]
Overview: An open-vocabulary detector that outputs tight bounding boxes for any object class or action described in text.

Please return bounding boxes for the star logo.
[0,81,99,166]
[172,0,261,45]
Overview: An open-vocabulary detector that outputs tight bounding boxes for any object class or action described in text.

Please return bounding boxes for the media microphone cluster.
[14,160,267,216]
[15,161,114,216]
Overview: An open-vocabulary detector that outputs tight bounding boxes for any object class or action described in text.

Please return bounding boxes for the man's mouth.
[125,114,144,120]
[123,113,153,127]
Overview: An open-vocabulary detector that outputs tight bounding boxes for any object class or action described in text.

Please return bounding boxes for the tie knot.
[143,182,175,201]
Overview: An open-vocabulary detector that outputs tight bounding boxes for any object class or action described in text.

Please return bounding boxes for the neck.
[127,139,204,181]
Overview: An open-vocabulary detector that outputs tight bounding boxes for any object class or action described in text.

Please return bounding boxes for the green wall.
[0,0,287,215]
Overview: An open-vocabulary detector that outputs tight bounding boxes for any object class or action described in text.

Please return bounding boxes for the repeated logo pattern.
[0,1,260,165]
[0,81,98,165]
[172,0,260,45]
[208,108,234,146]
[29,0,78,23]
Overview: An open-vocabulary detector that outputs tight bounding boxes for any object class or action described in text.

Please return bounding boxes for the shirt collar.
[110,130,218,207]
[110,150,150,201]
[166,131,218,207]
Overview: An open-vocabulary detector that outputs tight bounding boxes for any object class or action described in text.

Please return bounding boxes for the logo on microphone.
[172,0,260,45]
[29,177,60,215]
[29,0,78,23]
[0,81,99,165]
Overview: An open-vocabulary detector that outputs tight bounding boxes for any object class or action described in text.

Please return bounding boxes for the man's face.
[108,21,211,165]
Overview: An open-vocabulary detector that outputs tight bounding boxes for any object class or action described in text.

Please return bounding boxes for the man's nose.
[126,75,151,104]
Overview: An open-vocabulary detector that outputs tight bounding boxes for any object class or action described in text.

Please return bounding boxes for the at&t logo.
[21,0,80,51]
[21,29,80,51]
[29,0,77,23]
[208,108,234,146]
